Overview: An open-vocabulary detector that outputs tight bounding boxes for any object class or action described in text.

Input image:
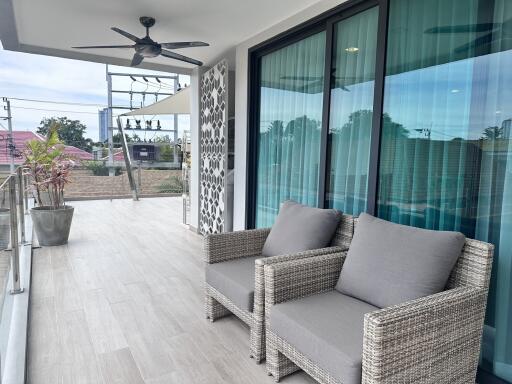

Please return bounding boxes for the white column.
[233,46,249,230]
[188,67,203,231]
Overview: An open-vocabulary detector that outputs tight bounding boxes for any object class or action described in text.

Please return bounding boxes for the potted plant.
[24,124,76,246]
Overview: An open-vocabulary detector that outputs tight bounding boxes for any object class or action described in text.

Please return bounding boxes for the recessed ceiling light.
[345,47,359,53]
[450,89,460,93]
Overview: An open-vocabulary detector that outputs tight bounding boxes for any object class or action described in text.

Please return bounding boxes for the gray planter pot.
[31,206,74,246]
[0,208,10,250]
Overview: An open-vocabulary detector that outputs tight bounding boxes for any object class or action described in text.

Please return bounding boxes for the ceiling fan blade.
[111,27,141,42]
[160,49,203,66]
[297,80,324,93]
[281,75,323,81]
[454,32,495,53]
[160,41,209,49]
[72,45,134,49]
[131,53,144,67]
[425,23,499,34]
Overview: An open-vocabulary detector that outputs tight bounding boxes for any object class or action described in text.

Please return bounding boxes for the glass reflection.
[326,6,378,215]
[256,32,326,227]
[379,0,512,380]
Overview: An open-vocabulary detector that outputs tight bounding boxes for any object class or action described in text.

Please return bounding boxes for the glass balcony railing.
[0,166,33,384]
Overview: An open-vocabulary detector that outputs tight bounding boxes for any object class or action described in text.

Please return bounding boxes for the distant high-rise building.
[98,108,109,142]
[503,118,512,139]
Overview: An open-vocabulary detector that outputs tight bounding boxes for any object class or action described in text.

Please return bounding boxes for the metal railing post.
[138,163,142,190]
[24,173,29,214]
[9,176,23,294]
[17,167,26,243]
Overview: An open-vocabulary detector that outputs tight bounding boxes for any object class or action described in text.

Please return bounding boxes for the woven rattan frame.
[204,215,355,363]
[264,238,494,383]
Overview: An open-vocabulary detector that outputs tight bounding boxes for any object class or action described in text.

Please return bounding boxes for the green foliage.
[83,161,122,176]
[481,126,503,140]
[153,135,172,143]
[24,122,75,208]
[112,133,141,147]
[159,145,174,161]
[157,175,183,193]
[37,117,93,152]
[25,125,63,166]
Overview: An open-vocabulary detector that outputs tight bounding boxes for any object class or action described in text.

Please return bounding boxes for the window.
[379,0,512,381]
[326,6,379,214]
[255,32,326,227]
[248,3,512,379]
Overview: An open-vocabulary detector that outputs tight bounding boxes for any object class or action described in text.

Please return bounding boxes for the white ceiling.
[1,0,323,73]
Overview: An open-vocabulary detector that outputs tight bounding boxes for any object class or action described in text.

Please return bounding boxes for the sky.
[260,49,512,141]
[0,46,190,143]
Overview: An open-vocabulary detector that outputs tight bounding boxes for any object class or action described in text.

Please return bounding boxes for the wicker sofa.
[204,214,354,363]
[264,237,494,383]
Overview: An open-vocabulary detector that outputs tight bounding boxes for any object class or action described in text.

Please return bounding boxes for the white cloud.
[0,49,190,142]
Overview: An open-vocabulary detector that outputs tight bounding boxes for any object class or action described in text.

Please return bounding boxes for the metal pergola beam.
[111,90,174,95]
[117,116,138,201]
[107,72,179,79]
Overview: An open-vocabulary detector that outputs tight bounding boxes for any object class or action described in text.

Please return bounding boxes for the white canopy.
[123,86,190,116]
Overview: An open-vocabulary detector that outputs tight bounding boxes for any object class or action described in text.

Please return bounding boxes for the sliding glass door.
[255,32,326,227]
[326,6,378,215]
[250,1,512,381]
[378,0,512,381]
[254,6,379,226]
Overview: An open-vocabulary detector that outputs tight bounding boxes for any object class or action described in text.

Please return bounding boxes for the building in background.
[98,108,108,142]
[503,119,511,139]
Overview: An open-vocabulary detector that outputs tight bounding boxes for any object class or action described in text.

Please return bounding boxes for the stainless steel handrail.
[0,166,28,294]
[17,167,26,244]
[8,176,22,294]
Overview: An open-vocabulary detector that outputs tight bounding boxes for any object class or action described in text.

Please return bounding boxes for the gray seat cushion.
[336,213,465,308]
[269,291,378,384]
[205,256,257,312]
[262,200,341,257]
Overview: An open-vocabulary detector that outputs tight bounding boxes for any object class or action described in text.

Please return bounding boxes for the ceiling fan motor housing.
[140,17,156,28]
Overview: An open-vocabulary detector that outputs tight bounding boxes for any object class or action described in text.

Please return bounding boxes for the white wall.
[233,0,348,230]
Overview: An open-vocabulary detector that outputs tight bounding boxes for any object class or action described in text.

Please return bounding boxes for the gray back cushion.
[262,201,341,257]
[336,213,465,308]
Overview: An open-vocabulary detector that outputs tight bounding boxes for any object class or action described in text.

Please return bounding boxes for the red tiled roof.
[0,130,93,164]
[113,150,125,161]
[62,145,94,160]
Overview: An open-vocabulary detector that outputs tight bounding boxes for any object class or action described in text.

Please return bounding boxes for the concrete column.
[188,67,204,231]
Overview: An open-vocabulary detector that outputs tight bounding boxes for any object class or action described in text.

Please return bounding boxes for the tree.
[37,117,93,153]
[153,135,173,144]
[481,126,503,140]
[112,132,141,147]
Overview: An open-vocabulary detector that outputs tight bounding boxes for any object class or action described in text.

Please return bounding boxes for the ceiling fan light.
[345,47,359,53]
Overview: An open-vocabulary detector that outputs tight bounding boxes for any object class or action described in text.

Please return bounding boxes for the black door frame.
[246,0,380,229]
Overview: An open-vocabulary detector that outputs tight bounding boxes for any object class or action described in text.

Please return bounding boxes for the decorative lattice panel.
[200,60,228,234]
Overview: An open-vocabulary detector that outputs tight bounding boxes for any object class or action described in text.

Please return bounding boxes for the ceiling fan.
[281,67,369,92]
[72,16,208,66]
[424,18,512,54]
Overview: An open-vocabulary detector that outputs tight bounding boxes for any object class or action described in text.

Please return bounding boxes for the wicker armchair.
[204,214,354,363]
[264,238,494,383]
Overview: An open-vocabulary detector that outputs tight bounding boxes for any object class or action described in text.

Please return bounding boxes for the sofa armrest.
[362,287,487,383]
[264,252,346,310]
[253,246,347,318]
[203,227,271,264]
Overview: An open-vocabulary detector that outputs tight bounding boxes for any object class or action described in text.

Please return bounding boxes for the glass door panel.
[326,6,379,214]
[255,32,326,227]
[378,0,512,381]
